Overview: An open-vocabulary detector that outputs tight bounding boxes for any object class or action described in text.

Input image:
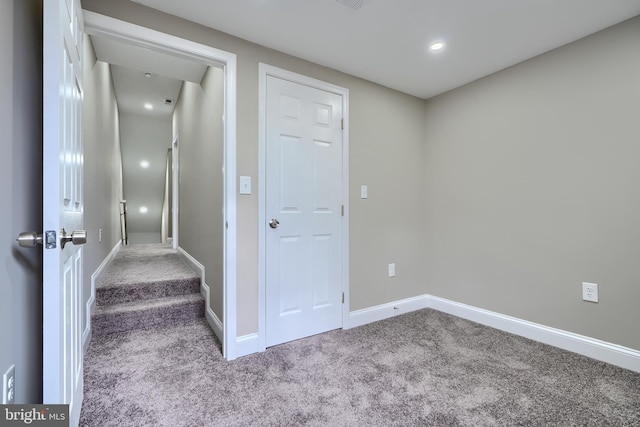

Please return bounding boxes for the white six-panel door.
[43,0,84,424]
[265,75,343,347]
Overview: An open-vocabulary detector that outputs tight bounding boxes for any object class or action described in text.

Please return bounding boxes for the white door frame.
[258,63,350,352]
[83,11,239,359]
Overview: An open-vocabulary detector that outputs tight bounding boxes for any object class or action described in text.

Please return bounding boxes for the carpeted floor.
[92,244,204,336]
[79,308,640,426]
[96,244,200,289]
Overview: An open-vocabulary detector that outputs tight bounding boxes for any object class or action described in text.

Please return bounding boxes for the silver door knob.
[60,229,87,249]
[16,230,58,249]
[269,219,280,229]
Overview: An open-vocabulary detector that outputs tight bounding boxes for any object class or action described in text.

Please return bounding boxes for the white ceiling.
[91,35,208,117]
[109,64,181,117]
[129,0,640,99]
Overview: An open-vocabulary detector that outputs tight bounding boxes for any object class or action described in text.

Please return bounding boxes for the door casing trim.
[257,63,350,352]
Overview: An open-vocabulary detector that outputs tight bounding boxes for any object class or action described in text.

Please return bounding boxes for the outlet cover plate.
[388,263,396,277]
[582,282,598,303]
[3,364,15,404]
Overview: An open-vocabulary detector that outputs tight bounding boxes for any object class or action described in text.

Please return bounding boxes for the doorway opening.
[84,11,238,359]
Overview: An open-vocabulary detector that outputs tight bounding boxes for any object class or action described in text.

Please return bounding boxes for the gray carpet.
[79,308,640,426]
[96,244,200,301]
[92,244,204,336]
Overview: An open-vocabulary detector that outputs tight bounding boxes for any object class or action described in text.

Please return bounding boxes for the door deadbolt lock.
[16,230,58,249]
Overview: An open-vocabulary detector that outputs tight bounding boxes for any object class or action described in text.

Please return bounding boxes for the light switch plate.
[360,185,368,199]
[240,176,251,195]
[388,263,396,277]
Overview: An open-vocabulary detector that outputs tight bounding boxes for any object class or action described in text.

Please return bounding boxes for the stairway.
[92,244,204,336]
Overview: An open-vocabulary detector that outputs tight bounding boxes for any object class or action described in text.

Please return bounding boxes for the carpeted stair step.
[92,293,205,336]
[96,276,200,306]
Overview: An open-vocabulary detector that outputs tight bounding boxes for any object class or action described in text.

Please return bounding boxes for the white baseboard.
[83,240,122,353]
[346,293,640,372]
[177,247,224,344]
[425,295,640,373]
[347,295,429,329]
[236,333,260,358]
[176,246,206,297]
[205,295,224,345]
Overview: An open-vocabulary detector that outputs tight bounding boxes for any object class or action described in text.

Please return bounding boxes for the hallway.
[81,244,213,424]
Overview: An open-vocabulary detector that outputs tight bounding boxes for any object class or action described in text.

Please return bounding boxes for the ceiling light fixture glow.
[144,103,153,110]
[139,206,148,214]
[139,160,150,168]
[430,41,445,51]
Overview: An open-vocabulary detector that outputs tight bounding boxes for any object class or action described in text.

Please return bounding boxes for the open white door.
[43,0,85,424]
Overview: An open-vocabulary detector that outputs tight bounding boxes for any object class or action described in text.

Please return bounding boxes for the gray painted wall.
[422,16,640,350]
[82,0,428,337]
[82,35,125,335]
[172,67,225,320]
[119,113,172,236]
[82,0,640,351]
[0,0,43,403]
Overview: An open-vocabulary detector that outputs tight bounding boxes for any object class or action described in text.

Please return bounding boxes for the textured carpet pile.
[91,243,204,336]
[80,305,640,425]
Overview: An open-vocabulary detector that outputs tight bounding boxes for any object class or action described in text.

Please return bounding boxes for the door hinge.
[341,205,344,216]
[341,118,344,130]
[342,292,345,304]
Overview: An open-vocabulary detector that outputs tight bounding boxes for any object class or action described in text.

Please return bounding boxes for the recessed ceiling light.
[144,103,153,110]
[139,206,148,214]
[139,160,150,168]
[144,72,152,78]
[430,41,445,52]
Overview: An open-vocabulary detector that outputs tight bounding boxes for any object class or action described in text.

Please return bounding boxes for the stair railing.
[120,200,128,245]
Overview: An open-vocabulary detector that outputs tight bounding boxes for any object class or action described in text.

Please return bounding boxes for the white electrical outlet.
[388,263,396,277]
[99,228,103,243]
[3,364,15,404]
[582,282,599,303]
